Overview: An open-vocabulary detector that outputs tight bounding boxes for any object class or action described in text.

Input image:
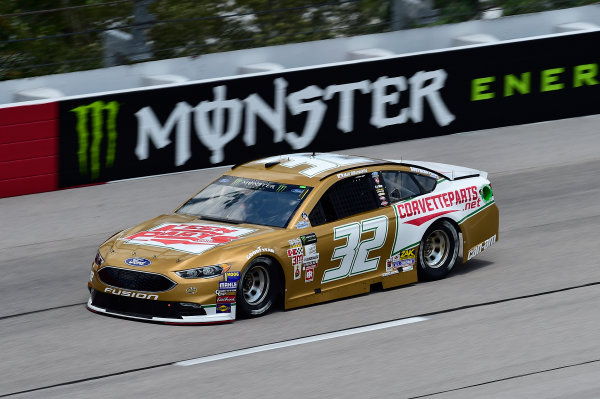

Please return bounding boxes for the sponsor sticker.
[219,281,238,291]
[297,221,310,229]
[304,244,317,256]
[386,259,394,272]
[305,268,314,283]
[224,271,241,282]
[287,247,303,257]
[291,254,304,267]
[121,223,256,255]
[300,233,317,245]
[303,254,320,263]
[216,295,236,303]
[216,303,232,313]
[289,237,304,280]
[186,287,198,294]
[385,249,416,272]
[400,249,415,259]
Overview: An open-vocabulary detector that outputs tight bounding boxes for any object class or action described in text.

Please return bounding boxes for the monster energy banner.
[58,30,600,187]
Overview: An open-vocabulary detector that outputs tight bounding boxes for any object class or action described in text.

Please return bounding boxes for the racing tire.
[417,220,459,280]
[236,257,281,318]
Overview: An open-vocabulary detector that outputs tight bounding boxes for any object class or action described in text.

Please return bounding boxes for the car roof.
[230,153,392,185]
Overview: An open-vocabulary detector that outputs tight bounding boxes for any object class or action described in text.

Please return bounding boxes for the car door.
[284,170,400,307]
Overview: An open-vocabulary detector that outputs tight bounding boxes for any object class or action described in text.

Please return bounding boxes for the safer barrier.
[1,30,598,198]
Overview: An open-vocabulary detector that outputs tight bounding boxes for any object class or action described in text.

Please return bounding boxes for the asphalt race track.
[1,114,600,398]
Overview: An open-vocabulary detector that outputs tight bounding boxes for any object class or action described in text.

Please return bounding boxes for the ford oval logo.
[125,257,151,267]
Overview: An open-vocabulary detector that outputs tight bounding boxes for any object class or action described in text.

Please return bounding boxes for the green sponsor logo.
[471,63,598,101]
[70,100,120,180]
[276,184,287,192]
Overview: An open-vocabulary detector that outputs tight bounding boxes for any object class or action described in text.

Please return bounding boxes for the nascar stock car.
[87,153,499,324]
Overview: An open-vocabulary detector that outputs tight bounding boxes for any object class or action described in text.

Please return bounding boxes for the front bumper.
[87,289,236,324]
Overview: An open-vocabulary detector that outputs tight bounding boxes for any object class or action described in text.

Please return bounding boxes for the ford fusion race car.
[87,153,498,324]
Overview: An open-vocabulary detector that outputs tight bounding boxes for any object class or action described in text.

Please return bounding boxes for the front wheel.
[418,220,459,280]
[236,257,280,318]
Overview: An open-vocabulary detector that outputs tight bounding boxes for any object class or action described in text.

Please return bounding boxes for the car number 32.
[322,215,388,283]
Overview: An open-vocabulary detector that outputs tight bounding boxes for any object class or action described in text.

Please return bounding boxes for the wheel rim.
[242,265,270,305]
[423,230,450,269]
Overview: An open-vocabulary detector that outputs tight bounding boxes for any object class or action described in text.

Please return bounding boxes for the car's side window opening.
[309,174,379,226]
[381,171,437,203]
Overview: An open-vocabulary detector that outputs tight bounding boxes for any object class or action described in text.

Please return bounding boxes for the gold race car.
[87,153,499,324]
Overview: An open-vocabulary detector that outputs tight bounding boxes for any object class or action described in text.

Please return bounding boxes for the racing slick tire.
[236,256,281,318]
[417,220,459,280]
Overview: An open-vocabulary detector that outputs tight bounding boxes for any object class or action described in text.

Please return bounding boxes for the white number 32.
[322,216,388,283]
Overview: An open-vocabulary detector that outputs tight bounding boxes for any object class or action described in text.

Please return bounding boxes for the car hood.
[101,213,282,270]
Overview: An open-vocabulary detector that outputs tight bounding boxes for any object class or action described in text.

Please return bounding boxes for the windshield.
[176,176,313,228]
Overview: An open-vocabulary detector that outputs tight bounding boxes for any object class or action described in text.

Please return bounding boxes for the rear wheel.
[418,220,459,280]
[236,257,280,318]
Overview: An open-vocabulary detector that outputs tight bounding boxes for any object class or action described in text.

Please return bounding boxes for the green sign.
[70,100,119,180]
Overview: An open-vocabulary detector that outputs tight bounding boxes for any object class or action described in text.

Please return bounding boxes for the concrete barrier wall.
[0,103,59,197]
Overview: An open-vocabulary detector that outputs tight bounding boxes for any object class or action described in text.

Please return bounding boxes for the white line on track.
[175,316,428,366]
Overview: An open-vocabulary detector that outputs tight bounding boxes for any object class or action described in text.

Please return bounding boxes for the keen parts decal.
[58,31,600,187]
[120,223,256,255]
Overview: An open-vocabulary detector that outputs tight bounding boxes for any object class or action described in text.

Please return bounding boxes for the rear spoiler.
[385,159,487,181]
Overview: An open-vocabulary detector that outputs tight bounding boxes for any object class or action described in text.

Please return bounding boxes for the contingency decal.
[303,244,319,283]
[299,233,319,283]
[215,271,239,313]
[372,171,388,206]
[288,238,304,280]
[121,223,256,254]
[382,248,416,277]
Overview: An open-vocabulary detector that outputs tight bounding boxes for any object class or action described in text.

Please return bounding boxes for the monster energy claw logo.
[71,100,120,180]
[276,185,287,192]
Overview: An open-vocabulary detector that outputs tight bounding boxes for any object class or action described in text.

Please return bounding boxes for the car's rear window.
[176,176,312,228]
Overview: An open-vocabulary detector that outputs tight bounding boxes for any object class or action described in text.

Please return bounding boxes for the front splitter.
[86,297,236,324]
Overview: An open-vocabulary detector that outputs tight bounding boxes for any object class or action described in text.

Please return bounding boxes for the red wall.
[0,102,59,198]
